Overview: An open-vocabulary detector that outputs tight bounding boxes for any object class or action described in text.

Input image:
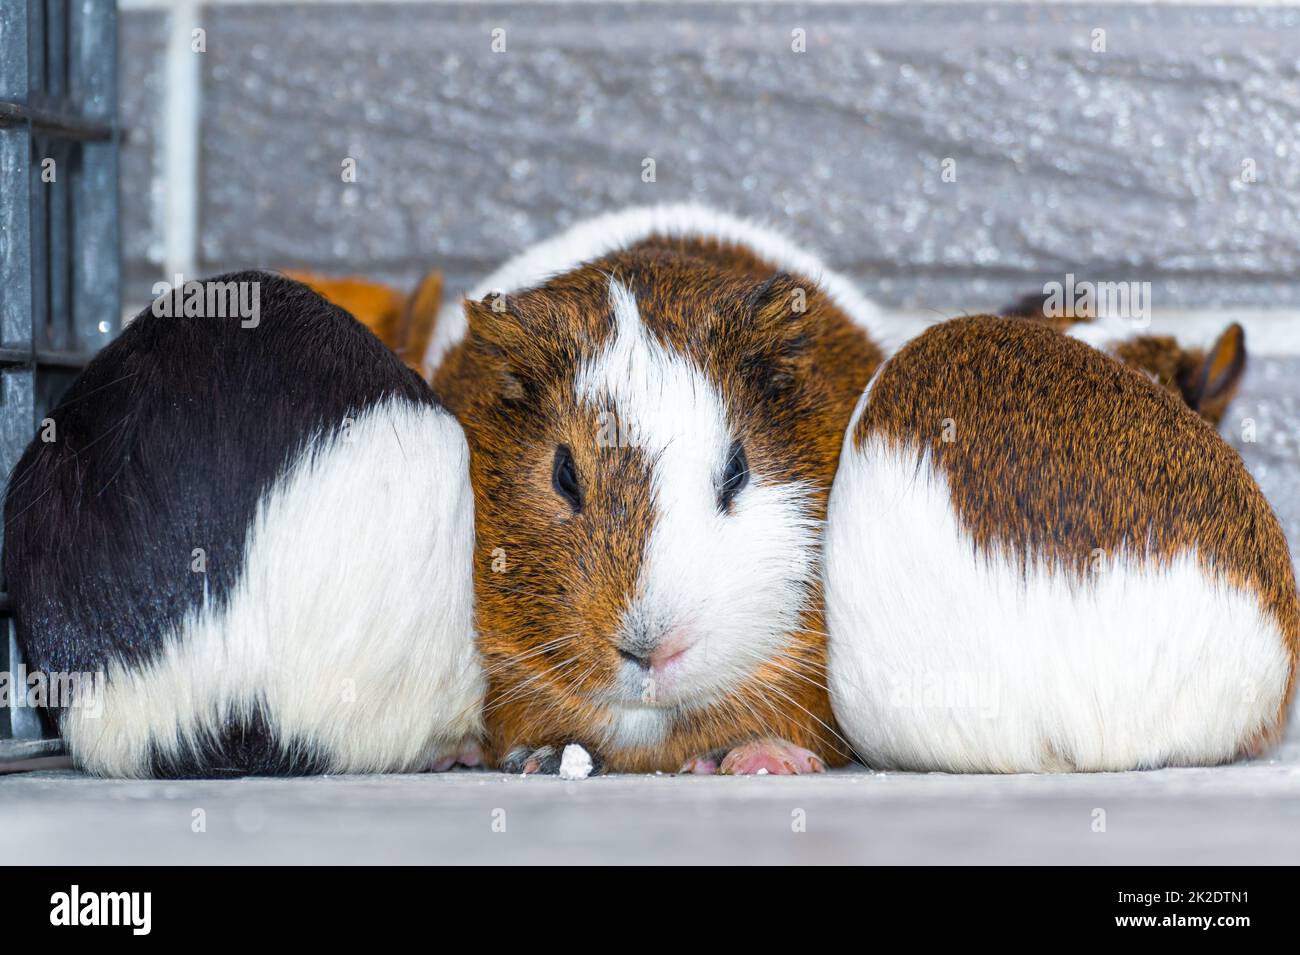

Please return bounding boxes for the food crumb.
[559,744,593,780]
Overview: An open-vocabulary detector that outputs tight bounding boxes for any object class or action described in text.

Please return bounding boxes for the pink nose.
[649,645,688,672]
[648,627,694,673]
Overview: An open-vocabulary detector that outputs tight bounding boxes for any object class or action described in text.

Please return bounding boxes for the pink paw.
[427,741,483,773]
[679,754,723,775]
[718,738,825,776]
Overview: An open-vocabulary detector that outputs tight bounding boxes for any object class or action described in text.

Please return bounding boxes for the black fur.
[147,705,333,779]
[3,271,438,776]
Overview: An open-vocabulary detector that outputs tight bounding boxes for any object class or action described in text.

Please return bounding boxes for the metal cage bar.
[0,0,120,763]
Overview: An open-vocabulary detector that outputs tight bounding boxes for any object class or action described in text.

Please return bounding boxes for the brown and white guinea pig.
[427,205,892,774]
[3,272,483,777]
[824,315,1298,773]
[1002,291,1247,429]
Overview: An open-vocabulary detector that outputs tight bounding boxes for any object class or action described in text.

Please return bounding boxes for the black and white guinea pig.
[825,315,1298,773]
[3,272,483,778]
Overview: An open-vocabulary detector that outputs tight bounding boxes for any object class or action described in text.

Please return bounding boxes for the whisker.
[479,634,578,676]
[790,625,833,640]
[720,644,856,759]
[761,656,833,695]
[483,655,581,715]
[746,677,855,759]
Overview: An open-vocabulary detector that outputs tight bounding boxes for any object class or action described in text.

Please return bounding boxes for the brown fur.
[1002,292,1246,427]
[433,235,883,771]
[287,270,442,372]
[854,316,1299,742]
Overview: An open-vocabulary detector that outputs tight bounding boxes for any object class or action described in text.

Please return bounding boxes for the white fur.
[426,203,897,372]
[824,427,1291,773]
[62,400,484,777]
[602,704,669,751]
[575,279,820,732]
[1065,315,1151,352]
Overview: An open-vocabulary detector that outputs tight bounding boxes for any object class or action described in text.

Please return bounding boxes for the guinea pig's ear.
[463,291,534,399]
[287,271,407,344]
[744,271,817,391]
[1000,290,1051,321]
[398,268,442,372]
[1179,322,1246,429]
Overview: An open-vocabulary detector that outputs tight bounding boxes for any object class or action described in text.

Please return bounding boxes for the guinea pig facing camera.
[3,272,484,778]
[427,204,890,776]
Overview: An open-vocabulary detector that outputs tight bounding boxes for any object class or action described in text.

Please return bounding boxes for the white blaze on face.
[574,279,819,721]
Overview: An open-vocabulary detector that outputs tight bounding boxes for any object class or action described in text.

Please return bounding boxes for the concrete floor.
[3,732,1299,865]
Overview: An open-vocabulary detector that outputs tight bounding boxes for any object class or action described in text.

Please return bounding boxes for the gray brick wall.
[119,3,1300,312]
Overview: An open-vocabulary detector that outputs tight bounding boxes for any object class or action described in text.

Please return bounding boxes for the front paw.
[681,738,826,776]
[500,743,603,776]
[679,748,728,775]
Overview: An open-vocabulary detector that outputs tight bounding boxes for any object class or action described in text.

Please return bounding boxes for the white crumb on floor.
[756,768,769,775]
[559,744,593,780]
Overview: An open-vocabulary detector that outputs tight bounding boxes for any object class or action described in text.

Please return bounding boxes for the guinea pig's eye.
[718,441,749,512]
[552,445,583,512]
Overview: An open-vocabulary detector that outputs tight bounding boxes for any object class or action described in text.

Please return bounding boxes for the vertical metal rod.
[0,0,117,757]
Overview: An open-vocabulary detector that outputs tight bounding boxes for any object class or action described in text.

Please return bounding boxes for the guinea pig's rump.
[2,272,483,778]
[825,316,1298,773]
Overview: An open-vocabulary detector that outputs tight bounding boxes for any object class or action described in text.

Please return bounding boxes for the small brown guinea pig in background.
[1001,291,1246,429]
[287,269,443,373]
[428,205,892,774]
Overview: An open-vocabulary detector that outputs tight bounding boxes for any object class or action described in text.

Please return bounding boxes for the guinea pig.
[427,204,890,774]
[824,315,1298,773]
[1002,291,1247,428]
[289,268,444,374]
[3,271,483,778]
